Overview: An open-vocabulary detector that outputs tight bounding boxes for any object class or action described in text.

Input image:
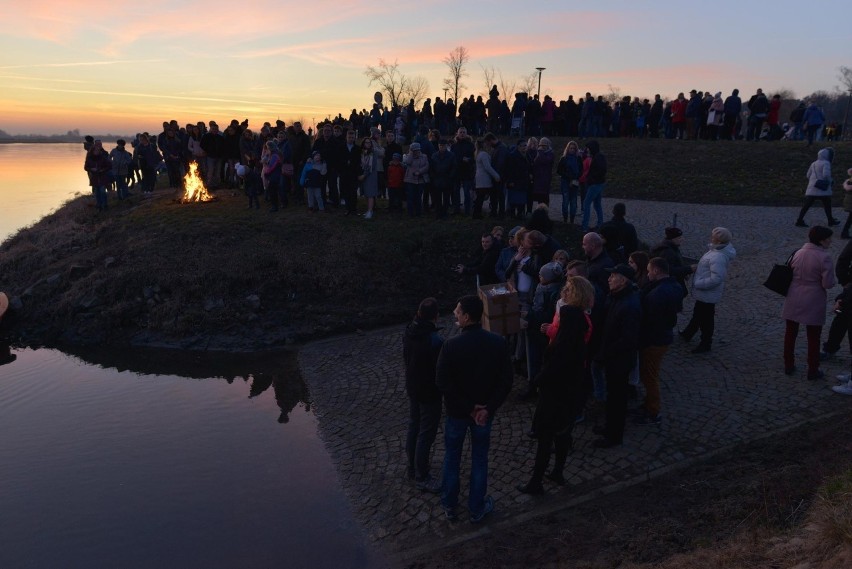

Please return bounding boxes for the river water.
[0,144,381,568]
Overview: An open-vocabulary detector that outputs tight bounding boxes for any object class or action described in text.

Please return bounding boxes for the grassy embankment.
[0,138,849,349]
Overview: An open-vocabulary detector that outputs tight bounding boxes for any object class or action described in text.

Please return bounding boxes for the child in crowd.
[300,151,328,212]
[524,261,565,397]
[243,162,262,210]
[386,152,405,212]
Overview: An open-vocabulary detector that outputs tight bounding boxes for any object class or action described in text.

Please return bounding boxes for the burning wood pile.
[181,162,216,203]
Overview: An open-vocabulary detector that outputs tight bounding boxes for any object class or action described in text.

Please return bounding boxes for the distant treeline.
[0,129,130,144]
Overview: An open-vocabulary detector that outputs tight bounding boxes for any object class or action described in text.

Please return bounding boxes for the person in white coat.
[680,227,736,353]
[795,147,838,228]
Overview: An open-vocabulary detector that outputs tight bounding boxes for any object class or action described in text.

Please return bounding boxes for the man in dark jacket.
[581,139,607,232]
[455,233,500,286]
[437,295,513,523]
[598,202,639,264]
[451,127,475,215]
[430,140,456,218]
[635,258,683,425]
[651,227,693,297]
[402,298,444,493]
[594,264,641,448]
[747,88,770,141]
[340,130,361,215]
[722,89,742,140]
[582,231,615,292]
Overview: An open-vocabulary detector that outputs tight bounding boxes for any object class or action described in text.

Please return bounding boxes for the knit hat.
[665,227,683,239]
[409,142,421,152]
[539,262,564,283]
[392,152,401,159]
[508,225,523,238]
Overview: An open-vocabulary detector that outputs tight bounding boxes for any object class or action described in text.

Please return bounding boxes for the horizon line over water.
[0,142,95,242]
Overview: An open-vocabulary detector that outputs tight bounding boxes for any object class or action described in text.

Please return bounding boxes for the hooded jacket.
[691,242,737,304]
[805,148,834,197]
[585,140,606,185]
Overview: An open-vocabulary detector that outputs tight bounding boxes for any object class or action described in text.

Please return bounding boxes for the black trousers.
[797,196,833,224]
[682,300,716,347]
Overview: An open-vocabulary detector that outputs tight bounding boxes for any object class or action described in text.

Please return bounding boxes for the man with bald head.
[583,232,614,291]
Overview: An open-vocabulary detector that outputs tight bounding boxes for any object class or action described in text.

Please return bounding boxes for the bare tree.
[497,70,517,103]
[519,72,538,96]
[839,67,852,140]
[403,76,430,108]
[604,84,622,104]
[480,64,496,98]
[364,59,410,108]
[443,46,469,105]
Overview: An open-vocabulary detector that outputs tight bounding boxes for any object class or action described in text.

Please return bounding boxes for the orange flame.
[181,162,215,202]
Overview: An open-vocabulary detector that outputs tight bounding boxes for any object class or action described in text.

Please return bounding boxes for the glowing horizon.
[1,0,850,136]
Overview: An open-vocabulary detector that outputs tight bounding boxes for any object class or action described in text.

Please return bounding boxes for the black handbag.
[814,179,830,191]
[763,250,797,296]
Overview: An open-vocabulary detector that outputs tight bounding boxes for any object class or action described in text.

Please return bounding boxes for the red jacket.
[386,162,405,188]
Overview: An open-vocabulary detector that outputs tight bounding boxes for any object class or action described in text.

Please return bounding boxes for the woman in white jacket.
[680,227,736,353]
[795,147,838,228]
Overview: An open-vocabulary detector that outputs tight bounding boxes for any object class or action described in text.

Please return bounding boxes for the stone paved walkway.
[298,197,852,565]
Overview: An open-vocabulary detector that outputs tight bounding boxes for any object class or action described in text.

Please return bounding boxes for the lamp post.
[535,67,546,98]
[443,87,448,101]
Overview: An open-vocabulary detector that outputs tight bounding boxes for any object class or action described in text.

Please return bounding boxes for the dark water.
[0,345,382,568]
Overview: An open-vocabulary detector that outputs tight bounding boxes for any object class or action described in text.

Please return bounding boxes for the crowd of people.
[404,205,744,521]
[81,84,839,218]
[343,86,840,143]
[403,152,852,522]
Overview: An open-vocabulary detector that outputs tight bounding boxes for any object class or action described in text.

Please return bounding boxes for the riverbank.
[0,138,848,350]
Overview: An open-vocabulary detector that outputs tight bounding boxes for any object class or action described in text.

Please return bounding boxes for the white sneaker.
[832,380,852,395]
[364,210,373,219]
[837,373,851,382]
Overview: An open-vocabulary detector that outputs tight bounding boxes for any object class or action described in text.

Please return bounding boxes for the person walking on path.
[436,295,513,523]
[783,226,836,380]
[680,227,736,354]
[795,148,838,228]
[402,298,444,493]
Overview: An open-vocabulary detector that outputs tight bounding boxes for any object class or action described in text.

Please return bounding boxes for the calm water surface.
[0,144,382,568]
[0,143,93,242]
[0,347,379,568]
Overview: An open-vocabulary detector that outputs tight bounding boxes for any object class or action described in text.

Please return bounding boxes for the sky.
[1,0,850,135]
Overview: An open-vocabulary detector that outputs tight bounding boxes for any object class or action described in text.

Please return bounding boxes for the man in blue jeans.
[436,295,513,523]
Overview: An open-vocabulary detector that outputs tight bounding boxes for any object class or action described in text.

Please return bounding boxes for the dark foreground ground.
[405,413,852,569]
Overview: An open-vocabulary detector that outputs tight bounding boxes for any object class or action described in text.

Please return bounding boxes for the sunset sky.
[1,0,850,135]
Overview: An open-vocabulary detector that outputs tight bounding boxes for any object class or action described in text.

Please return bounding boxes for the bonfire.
[181,162,216,203]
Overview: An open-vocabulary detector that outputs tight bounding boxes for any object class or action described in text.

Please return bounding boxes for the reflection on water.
[62,345,312,425]
[0,143,95,242]
[0,345,382,569]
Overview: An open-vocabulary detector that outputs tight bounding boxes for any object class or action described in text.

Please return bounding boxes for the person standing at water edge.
[85,140,112,212]
[436,295,513,523]
[402,298,444,493]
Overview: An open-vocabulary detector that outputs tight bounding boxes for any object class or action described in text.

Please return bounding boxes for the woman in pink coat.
[782,226,836,380]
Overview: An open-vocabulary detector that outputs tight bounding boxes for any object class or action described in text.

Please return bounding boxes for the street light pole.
[535,67,546,99]
[443,88,448,101]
